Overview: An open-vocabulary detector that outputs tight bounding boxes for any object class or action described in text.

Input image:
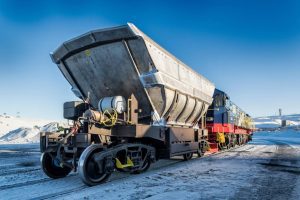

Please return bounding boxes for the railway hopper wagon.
[40,23,215,185]
[206,89,255,151]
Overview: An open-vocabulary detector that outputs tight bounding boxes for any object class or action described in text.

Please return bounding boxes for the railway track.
[30,145,255,200]
[31,162,192,200]
[0,160,183,199]
[0,167,40,177]
[27,159,186,200]
[0,143,256,200]
[29,185,87,200]
[0,178,50,191]
[0,158,181,193]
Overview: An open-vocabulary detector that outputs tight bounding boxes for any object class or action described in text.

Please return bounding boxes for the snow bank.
[254,114,300,129]
[0,115,53,137]
[0,115,66,144]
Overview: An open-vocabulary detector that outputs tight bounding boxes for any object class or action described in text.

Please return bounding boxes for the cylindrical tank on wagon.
[98,96,127,114]
[51,23,215,128]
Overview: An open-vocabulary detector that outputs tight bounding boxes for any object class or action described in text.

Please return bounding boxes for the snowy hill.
[0,115,66,144]
[254,114,300,130]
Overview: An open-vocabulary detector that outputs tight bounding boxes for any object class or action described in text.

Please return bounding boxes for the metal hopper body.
[51,23,215,128]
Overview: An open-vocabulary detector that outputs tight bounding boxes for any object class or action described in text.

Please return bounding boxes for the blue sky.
[0,0,299,119]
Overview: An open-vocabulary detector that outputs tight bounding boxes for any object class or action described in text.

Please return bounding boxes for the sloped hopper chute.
[51,23,215,128]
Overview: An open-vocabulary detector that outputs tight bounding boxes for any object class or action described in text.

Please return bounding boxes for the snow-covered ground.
[254,114,300,129]
[0,130,299,200]
[0,115,66,144]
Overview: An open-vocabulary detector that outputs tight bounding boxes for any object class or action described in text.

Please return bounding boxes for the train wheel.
[132,157,151,174]
[78,144,111,186]
[239,135,242,144]
[183,153,193,161]
[197,150,204,157]
[197,141,207,157]
[41,152,72,179]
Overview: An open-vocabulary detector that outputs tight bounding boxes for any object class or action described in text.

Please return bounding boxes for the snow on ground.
[254,129,300,141]
[60,130,300,200]
[254,114,300,129]
[0,113,300,199]
[0,129,299,200]
[0,115,66,144]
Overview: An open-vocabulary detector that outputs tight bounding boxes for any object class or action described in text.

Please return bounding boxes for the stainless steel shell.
[51,23,215,128]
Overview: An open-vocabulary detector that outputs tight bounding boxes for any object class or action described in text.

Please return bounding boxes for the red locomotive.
[206,89,254,152]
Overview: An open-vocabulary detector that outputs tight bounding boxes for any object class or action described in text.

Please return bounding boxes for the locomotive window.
[225,99,231,110]
[214,94,223,107]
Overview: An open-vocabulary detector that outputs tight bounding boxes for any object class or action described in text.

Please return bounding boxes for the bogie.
[41,152,72,179]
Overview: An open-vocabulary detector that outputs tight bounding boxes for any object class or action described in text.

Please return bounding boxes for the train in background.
[206,89,254,152]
